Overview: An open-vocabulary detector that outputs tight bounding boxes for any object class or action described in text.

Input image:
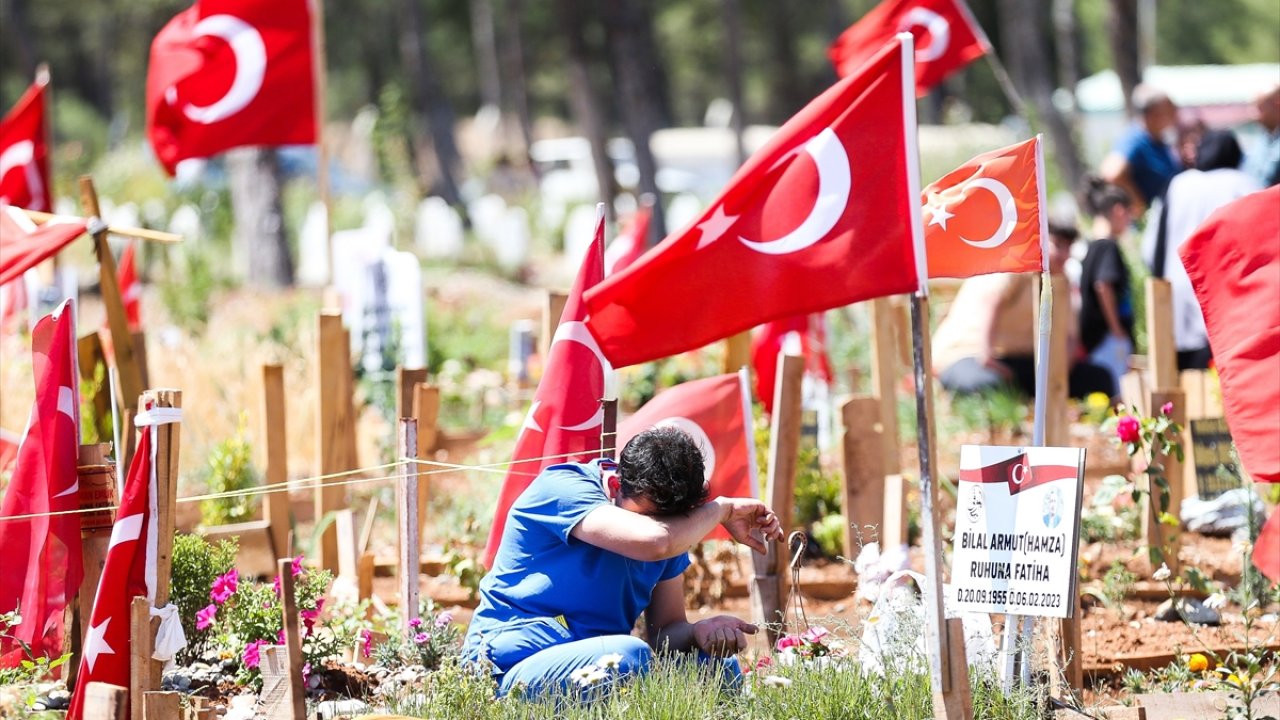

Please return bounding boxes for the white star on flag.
[694,204,739,249]
[520,400,544,436]
[82,617,115,672]
[925,196,954,231]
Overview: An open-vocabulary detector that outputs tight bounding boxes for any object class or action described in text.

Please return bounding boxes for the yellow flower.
[1188,653,1209,673]
[1086,392,1111,411]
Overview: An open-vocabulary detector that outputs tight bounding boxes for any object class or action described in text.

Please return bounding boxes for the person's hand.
[715,497,783,554]
[692,615,757,657]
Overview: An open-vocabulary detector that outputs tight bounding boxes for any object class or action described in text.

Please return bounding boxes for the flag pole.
[738,366,761,499]
[311,0,333,285]
[1032,135,1051,448]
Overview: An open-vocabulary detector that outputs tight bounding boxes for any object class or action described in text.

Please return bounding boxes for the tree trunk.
[470,0,503,110]
[558,0,617,223]
[227,147,294,289]
[1108,0,1141,116]
[761,0,805,122]
[2,0,39,80]
[498,0,535,164]
[603,0,668,240]
[997,0,1085,193]
[400,0,465,210]
[723,0,748,168]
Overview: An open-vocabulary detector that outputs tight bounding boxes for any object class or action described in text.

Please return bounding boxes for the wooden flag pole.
[397,419,421,632]
[262,364,292,561]
[869,297,908,547]
[18,210,182,244]
[277,559,308,720]
[311,0,334,283]
[316,311,354,572]
[601,399,618,459]
[128,597,152,720]
[413,382,440,540]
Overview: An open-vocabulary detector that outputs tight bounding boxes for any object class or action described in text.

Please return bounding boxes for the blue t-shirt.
[1114,124,1181,206]
[463,461,691,672]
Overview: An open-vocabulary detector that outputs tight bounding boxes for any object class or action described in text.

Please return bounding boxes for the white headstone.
[363,193,397,247]
[168,203,202,246]
[353,248,426,374]
[415,197,464,260]
[470,194,507,249]
[666,193,703,235]
[493,206,531,274]
[107,202,139,231]
[297,201,330,286]
[331,226,386,353]
[562,203,599,270]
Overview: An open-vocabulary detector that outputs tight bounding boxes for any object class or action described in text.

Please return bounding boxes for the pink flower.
[291,555,305,577]
[300,607,320,636]
[242,640,265,669]
[210,570,239,604]
[408,617,423,629]
[801,626,830,644]
[196,604,217,631]
[360,629,373,658]
[1116,415,1141,444]
[272,575,282,597]
[277,629,286,644]
[434,612,453,628]
[755,656,773,671]
[1160,401,1174,416]
[301,662,312,682]
[775,635,802,652]
[413,632,430,645]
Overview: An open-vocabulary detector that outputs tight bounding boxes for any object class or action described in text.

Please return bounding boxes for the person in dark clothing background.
[1079,179,1135,396]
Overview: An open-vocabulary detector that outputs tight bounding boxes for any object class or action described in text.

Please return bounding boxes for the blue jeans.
[494,634,741,698]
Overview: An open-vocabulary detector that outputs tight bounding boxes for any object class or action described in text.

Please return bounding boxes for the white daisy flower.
[584,668,609,686]
[1153,563,1172,582]
[762,675,793,688]
[1204,593,1228,610]
[570,665,598,686]
[597,652,624,670]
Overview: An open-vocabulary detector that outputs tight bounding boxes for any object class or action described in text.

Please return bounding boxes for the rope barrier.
[0,446,620,523]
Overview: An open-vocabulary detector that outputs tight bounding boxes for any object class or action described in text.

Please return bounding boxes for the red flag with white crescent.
[617,373,756,540]
[829,0,989,97]
[0,76,52,212]
[0,206,87,286]
[0,300,82,668]
[118,240,142,331]
[604,204,652,277]
[751,313,834,414]
[585,36,923,368]
[922,136,1046,279]
[483,211,610,568]
[146,0,316,174]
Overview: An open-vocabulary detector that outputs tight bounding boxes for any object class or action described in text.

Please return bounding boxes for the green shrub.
[199,414,259,527]
[169,533,238,664]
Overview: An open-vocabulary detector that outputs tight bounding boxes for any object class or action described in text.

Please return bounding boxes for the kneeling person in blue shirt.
[463,426,784,696]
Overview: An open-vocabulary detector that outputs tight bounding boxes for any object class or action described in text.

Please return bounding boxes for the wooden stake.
[18,209,183,244]
[601,398,618,459]
[75,444,117,670]
[750,353,804,645]
[316,311,353,573]
[1143,389,1185,574]
[909,295,973,720]
[81,177,144,470]
[276,558,308,720]
[335,509,358,580]
[722,331,751,375]
[541,291,569,359]
[131,331,150,392]
[397,418,421,631]
[144,389,181,687]
[357,551,375,607]
[1145,279,1178,391]
[312,0,333,282]
[262,364,291,561]
[839,395,885,557]
[83,682,128,720]
[413,383,440,538]
[142,692,180,720]
[397,367,428,423]
[129,597,152,720]
[870,297,909,547]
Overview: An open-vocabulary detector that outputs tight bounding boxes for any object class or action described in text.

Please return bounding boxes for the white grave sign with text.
[950,445,1085,618]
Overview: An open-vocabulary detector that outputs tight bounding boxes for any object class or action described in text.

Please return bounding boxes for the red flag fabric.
[0,300,82,667]
[922,136,1046,279]
[829,0,989,97]
[752,314,834,414]
[67,405,161,719]
[118,240,142,330]
[585,36,923,368]
[0,77,52,212]
[0,207,87,286]
[1253,506,1280,582]
[617,373,756,541]
[604,204,652,277]
[483,211,610,568]
[0,429,18,475]
[1179,186,1280,485]
[146,0,316,174]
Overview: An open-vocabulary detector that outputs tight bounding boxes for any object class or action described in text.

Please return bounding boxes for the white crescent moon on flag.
[0,140,45,209]
[550,321,613,431]
[900,7,952,63]
[182,15,267,124]
[654,417,715,483]
[959,178,1017,249]
[739,127,851,256]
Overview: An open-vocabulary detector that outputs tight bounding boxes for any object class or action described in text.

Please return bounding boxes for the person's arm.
[571,497,782,563]
[644,577,756,656]
[1092,281,1128,339]
[1100,152,1147,216]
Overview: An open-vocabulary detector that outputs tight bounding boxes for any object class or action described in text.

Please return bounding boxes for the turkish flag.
[0,77,52,212]
[829,0,989,96]
[604,204,652,277]
[752,314,834,414]
[482,210,610,568]
[618,374,755,541]
[585,36,922,368]
[1179,186,1280,485]
[0,300,82,668]
[147,0,316,175]
[922,136,1045,279]
[67,404,161,720]
[118,240,142,330]
[0,206,87,285]
[1254,507,1280,582]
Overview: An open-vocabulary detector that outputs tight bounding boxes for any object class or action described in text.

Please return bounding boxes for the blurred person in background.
[1143,129,1261,370]
[1244,83,1280,187]
[1101,85,1182,215]
[1078,179,1136,395]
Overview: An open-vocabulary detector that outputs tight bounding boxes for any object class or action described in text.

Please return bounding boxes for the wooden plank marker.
[839,395,885,558]
[1145,279,1178,392]
[143,388,181,687]
[142,692,180,720]
[128,597,152,720]
[749,353,803,646]
[262,364,291,561]
[316,311,354,573]
[397,366,428,422]
[397,418,421,631]
[82,682,128,720]
[869,297,909,548]
[413,382,441,539]
[541,291,569,359]
[722,331,751,375]
[277,557,308,720]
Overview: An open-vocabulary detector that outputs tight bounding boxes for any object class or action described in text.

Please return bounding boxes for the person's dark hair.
[1047,222,1079,243]
[617,426,708,515]
[1194,129,1243,171]
[1081,176,1130,216]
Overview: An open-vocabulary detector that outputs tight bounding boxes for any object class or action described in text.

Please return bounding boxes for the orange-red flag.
[922,136,1046,279]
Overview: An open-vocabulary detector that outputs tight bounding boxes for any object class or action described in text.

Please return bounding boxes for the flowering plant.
[1100,402,1184,566]
[773,626,847,664]
[369,603,463,672]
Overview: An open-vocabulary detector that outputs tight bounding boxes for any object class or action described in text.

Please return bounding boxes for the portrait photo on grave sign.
[950,445,1086,618]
